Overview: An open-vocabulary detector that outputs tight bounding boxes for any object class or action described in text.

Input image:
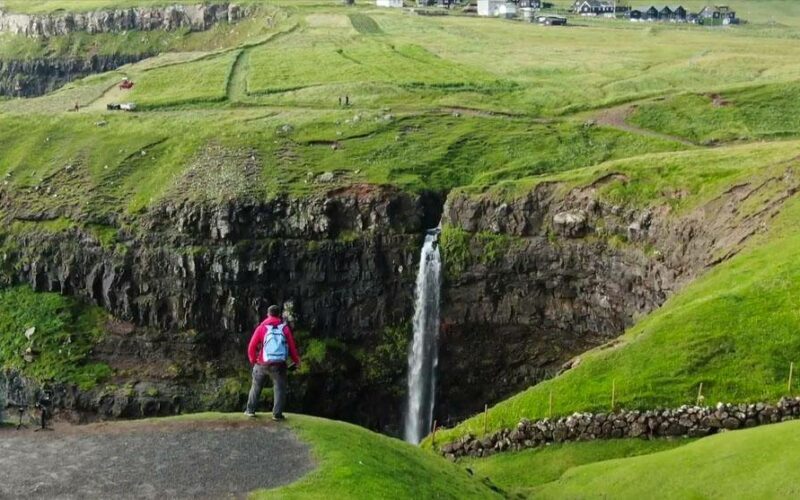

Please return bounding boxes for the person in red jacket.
[245,305,301,420]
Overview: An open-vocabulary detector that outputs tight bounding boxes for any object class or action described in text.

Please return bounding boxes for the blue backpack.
[262,323,288,363]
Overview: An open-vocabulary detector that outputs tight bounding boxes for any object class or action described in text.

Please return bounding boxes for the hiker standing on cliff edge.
[245,305,301,420]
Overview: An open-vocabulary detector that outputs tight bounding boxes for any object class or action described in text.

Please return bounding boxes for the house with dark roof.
[573,0,615,16]
[630,6,659,20]
[630,5,687,22]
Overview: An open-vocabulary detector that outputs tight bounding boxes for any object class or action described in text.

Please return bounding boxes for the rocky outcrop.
[440,398,800,459]
[5,187,442,336]
[0,168,795,432]
[0,3,246,38]
[0,186,443,430]
[436,172,798,424]
[0,54,146,97]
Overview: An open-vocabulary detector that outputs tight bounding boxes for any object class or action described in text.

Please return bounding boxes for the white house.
[376,0,403,7]
[478,0,516,17]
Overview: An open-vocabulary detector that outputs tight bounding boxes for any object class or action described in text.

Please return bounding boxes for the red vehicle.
[119,79,134,90]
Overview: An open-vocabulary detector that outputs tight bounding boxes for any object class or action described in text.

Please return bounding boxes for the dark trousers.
[246,363,288,416]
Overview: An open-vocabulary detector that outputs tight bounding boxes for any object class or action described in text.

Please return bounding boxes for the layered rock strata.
[0,3,245,38]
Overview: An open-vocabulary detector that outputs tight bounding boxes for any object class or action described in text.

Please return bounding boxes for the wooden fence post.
[548,390,553,419]
[696,382,704,406]
[611,379,616,411]
[483,404,488,434]
[789,362,795,394]
[431,420,438,446]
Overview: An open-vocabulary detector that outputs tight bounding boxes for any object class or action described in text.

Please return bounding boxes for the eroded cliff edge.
[2,168,796,432]
[0,2,249,97]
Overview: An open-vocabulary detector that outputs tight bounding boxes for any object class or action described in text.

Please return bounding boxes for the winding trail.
[593,103,699,147]
[0,417,314,499]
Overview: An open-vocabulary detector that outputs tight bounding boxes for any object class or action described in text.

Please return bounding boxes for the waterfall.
[403,229,442,444]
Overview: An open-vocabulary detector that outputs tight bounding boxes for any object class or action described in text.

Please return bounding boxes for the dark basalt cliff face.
[435,172,797,425]
[1,186,443,432]
[0,3,245,38]
[0,54,148,97]
[2,171,795,433]
[0,3,248,97]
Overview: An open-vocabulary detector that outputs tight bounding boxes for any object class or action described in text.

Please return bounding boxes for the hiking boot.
[272,414,285,421]
[244,410,256,418]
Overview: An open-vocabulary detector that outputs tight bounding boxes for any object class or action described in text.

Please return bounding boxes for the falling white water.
[404,229,442,444]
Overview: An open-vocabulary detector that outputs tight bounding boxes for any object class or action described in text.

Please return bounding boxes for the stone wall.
[0,3,246,38]
[439,398,800,459]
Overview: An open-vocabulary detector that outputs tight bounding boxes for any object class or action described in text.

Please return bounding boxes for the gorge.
[3,164,793,434]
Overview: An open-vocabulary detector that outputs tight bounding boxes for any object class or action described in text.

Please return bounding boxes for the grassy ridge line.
[535,419,800,498]
[0,110,688,215]
[431,146,800,446]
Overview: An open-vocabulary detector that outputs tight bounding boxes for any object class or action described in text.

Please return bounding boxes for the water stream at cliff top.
[403,229,442,444]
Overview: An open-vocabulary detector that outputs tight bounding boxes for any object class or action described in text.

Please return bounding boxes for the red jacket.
[248,315,301,366]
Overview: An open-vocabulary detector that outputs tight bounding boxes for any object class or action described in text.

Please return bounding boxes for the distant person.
[245,305,301,420]
[345,95,350,106]
[338,96,342,106]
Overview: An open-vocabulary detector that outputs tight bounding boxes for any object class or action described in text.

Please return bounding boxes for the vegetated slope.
[629,81,800,144]
[252,414,500,499]
[433,140,800,445]
[463,438,689,498]
[127,50,240,108]
[0,285,110,391]
[4,0,800,435]
[0,111,685,216]
[535,419,800,498]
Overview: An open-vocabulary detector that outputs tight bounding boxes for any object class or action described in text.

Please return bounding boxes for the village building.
[698,4,737,24]
[573,0,615,17]
[630,5,688,22]
[477,0,517,17]
[517,0,542,21]
[377,0,404,7]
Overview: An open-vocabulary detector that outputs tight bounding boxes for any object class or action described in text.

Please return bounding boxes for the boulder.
[552,210,588,238]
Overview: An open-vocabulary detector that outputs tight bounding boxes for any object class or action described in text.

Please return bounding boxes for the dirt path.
[85,81,131,111]
[593,104,698,147]
[227,49,250,103]
[0,417,314,499]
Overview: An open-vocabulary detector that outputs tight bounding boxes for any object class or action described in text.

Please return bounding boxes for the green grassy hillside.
[629,81,800,144]
[261,414,500,499]
[2,2,800,497]
[434,143,800,444]
[463,438,689,497]
[535,419,800,498]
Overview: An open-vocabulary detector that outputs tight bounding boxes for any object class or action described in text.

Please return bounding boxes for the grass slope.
[463,438,689,498]
[629,81,800,144]
[252,414,500,499]
[128,50,239,108]
[0,285,110,390]
[535,420,800,498]
[433,145,800,445]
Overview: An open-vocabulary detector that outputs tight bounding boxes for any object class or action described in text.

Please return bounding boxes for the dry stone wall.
[440,398,800,459]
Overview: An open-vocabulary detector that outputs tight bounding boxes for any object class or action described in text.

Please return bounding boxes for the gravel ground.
[0,418,314,499]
